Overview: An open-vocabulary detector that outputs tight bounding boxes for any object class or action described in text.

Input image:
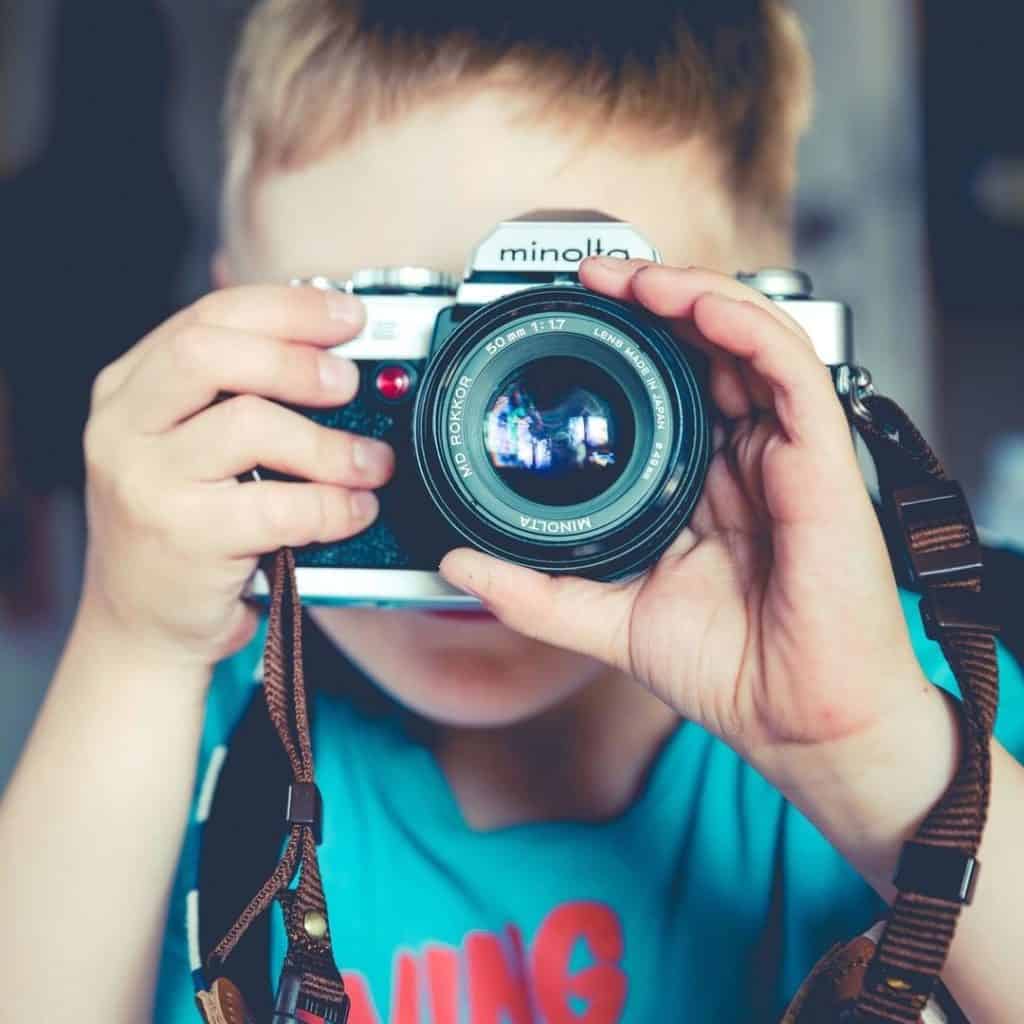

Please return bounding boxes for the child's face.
[239,86,789,728]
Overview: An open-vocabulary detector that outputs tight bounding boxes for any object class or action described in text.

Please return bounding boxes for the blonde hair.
[222,0,812,248]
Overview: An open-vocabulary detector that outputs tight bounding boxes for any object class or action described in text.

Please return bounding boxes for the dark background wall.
[922,2,1024,528]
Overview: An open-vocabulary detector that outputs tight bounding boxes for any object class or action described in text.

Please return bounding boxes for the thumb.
[439,548,636,670]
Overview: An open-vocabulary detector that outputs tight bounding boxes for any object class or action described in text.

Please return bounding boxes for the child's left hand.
[440,258,935,771]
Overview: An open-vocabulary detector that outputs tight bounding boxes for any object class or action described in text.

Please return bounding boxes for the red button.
[375,364,412,401]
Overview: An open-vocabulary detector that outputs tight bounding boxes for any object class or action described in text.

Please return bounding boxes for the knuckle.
[217,394,263,457]
[222,392,265,434]
[269,338,324,400]
[253,336,309,397]
[214,393,270,468]
[272,412,333,482]
[259,485,306,542]
[311,487,334,543]
[300,486,351,545]
[170,324,217,375]
[90,362,120,408]
[82,415,112,475]
[268,337,296,382]
[109,464,158,527]
[310,423,342,479]
[278,486,348,546]
[190,289,233,325]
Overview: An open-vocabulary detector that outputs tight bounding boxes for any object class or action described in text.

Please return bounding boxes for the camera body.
[251,212,852,608]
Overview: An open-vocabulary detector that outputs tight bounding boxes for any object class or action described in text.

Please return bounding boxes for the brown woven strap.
[846,395,1000,1023]
[206,548,348,1020]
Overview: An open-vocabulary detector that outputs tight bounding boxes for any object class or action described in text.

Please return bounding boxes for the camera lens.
[482,356,635,506]
[413,286,710,581]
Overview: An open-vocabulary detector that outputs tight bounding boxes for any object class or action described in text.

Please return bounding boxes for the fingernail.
[319,353,359,394]
[324,290,366,326]
[586,256,631,273]
[350,490,378,522]
[352,438,392,477]
[441,551,485,599]
[457,578,485,602]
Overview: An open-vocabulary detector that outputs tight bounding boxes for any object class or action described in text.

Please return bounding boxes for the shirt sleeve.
[152,629,265,1022]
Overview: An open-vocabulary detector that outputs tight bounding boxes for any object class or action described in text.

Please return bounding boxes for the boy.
[2,1,1024,1020]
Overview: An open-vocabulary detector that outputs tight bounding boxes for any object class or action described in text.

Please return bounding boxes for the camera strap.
[195,371,999,1024]
[782,376,1000,1023]
[196,547,350,1024]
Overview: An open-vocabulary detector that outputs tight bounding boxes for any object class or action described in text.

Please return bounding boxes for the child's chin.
[385,643,593,730]
[311,605,598,729]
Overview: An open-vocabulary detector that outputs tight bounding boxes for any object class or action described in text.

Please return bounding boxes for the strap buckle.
[286,782,323,845]
[919,589,1001,642]
[272,968,351,1024]
[894,841,980,905]
[272,966,352,1024]
[890,481,983,585]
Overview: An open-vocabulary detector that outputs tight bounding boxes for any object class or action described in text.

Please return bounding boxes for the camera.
[251,211,852,608]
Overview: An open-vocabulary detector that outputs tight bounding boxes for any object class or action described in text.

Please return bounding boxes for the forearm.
[0,604,212,1022]
[765,675,1024,1022]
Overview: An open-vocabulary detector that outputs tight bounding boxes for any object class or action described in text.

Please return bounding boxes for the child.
[3,2,1023,1020]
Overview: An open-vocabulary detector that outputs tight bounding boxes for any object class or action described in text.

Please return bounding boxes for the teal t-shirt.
[154,591,1024,1022]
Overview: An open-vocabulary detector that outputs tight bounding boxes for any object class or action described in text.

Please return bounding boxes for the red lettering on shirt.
[341,973,380,1024]
[393,952,420,1023]
[532,902,627,1023]
[339,900,627,1022]
[425,944,459,1024]
[344,952,419,1024]
[467,926,533,1024]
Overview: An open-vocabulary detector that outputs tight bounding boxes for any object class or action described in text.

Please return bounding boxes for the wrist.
[77,556,256,672]
[71,590,217,697]
[757,670,962,895]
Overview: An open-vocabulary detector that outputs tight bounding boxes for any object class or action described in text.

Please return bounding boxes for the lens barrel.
[413,286,710,580]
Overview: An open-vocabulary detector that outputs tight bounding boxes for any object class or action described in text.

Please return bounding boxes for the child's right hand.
[80,285,392,671]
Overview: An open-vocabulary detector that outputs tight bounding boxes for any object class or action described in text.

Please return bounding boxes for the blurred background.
[1,1,1022,788]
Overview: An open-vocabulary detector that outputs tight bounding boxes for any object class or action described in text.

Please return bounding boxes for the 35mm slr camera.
[252,211,852,608]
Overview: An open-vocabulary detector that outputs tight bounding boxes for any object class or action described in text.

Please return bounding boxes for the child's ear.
[211,249,233,290]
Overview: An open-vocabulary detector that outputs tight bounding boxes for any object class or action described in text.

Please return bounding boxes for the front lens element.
[482,356,634,506]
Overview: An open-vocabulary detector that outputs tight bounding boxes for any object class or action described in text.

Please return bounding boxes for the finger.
[738,359,775,413]
[577,256,659,300]
[92,284,366,406]
[708,352,753,420]
[209,481,379,557]
[439,548,636,671]
[580,259,809,340]
[657,315,760,420]
[689,293,848,447]
[586,261,841,441]
[191,283,366,338]
[578,259,785,419]
[114,324,360,433]
[167,395,394,487]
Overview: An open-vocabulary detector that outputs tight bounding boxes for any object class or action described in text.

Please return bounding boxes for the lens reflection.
[483,356,634,506]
